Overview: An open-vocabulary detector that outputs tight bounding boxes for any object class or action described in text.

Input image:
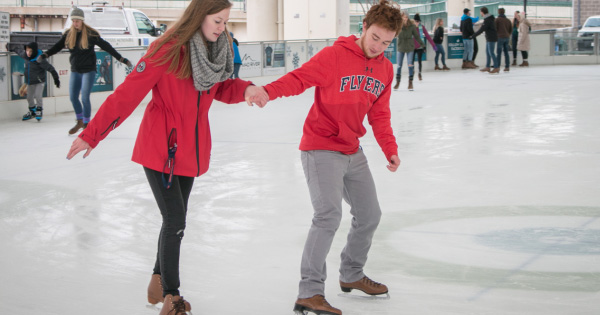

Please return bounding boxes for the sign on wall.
[92,51,114,92]
[113,50,145,88]
[447,34,465,59]
[238,44,262,78]
[263,43,285,76]
[0,56,8,101]
[285,42,308,72]
[307,41,328,59]
[0,12,10,46]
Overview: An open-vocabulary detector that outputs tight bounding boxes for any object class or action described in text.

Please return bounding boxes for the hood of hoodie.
[24,42,40,60]
[461,14,471,21]
[334,35,385,61]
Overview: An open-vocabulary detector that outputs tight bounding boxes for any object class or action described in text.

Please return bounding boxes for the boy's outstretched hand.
[387,155,400,172]
[67,137,93,160]
[244,85,269,108]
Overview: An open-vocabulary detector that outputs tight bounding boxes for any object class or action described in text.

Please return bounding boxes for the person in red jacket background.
[258,1,401,314]
[66,0,267,314]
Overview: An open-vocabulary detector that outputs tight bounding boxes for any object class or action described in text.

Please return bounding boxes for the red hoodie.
[78,40,252,177]
[264,35,398,162]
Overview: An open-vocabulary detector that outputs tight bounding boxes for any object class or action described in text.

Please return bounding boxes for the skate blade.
[338,292,390,300]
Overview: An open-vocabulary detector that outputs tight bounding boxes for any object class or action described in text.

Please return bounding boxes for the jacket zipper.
[195,92,201,176]
[100,117,120,136]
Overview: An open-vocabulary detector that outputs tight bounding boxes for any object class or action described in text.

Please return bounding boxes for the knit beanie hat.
[414,13,421,21]
[70,7,85,21]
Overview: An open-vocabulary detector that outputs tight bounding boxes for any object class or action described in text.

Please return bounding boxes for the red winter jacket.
[79,40,252,177]
[264,35,398,161]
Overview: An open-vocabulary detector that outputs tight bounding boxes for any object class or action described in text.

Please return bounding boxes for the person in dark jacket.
[512,10,520,65]
[460,8,477,69]
[412,13,437,80]
[40,7,132,135]
[433,18,450,70]
[495,8,513,71]
[66,0,268,313]
[9,41,60,121]
[473,6,500,73]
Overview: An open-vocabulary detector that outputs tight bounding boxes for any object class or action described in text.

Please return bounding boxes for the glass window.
[134,12,155,35]
[584,18,600,28]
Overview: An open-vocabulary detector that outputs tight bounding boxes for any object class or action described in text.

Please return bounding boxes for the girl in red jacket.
[66,0,267,313]
[260,1,402,314]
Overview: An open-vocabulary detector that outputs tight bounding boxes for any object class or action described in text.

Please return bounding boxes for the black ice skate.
[22,107,36,121]
[35,106,43,121]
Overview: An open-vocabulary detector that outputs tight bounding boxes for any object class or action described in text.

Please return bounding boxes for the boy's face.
[26,47,33,57]
[360,22,396,59]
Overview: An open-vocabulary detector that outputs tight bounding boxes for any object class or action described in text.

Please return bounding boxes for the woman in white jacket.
[517,12,532,67]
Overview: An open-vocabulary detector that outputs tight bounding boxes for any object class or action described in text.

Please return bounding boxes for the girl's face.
[72,19,83,30]
[26,47,33,57]
[201,7,231,42]
[402,14,408,23]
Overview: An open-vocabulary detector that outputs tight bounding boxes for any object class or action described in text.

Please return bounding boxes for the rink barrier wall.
[1,33,598,122]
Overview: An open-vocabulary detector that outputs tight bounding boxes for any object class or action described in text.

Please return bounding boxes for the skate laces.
[362,276,382,287]
[169,296,187,314]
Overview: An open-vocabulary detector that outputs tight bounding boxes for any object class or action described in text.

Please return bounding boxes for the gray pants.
[27,83,45,108]
[299,149,382,298]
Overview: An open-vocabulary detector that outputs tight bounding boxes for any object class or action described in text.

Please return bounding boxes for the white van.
[577,15,600,49]
[64,2,165,47]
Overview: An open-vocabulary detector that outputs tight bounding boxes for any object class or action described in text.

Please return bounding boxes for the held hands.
[244,85,269,108]
[67,137,93,160]
[387,155,400,172]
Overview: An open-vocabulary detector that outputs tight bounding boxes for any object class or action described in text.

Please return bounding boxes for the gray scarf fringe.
[190,31,233,91]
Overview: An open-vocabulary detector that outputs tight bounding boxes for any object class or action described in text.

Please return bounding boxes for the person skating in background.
[257,1,401,314]
[517,12,532,67]
[40,7,132,135]
[495,8,513,72]
[65,0,268,313]
[230,32,242,79]
[8,41,60,121]
[512,10,520,66]
[460,8,478,69]
[473,6,500,74]
[433,18,450,71]
[395,11,423,91]
[412,13,437,80]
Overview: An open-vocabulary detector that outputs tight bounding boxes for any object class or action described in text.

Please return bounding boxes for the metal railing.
[549,31,599,56]
[0,0,246,9]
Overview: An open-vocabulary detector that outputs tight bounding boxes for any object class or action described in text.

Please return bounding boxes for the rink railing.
[0,33,599,121]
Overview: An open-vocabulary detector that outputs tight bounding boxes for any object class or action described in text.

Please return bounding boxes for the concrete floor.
[0,64,599,314]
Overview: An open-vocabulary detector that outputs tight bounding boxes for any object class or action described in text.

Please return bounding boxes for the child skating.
[8,42,60,121]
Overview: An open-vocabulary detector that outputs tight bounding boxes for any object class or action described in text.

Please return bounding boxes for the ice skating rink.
[1,65,599,314]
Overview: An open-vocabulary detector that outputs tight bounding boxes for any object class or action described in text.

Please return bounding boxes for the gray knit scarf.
[189,31,233,91]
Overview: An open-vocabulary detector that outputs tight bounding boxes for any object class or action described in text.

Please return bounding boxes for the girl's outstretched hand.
[67,137,93,160]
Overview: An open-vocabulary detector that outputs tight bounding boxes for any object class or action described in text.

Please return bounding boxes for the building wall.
[573,0,600,28]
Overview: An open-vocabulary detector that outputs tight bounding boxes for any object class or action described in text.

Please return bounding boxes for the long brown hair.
[147,0,233,79]
[65,22,99,50]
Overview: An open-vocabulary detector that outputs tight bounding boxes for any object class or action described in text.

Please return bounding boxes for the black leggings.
[414,49,424,73]
[145,166,195,297]
[521,51,528,60]
[512,34,519,59]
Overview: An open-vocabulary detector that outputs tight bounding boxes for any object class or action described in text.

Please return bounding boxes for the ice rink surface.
[1,65,599,314]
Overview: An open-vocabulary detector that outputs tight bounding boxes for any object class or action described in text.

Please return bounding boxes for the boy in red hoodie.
[260,1,402,314]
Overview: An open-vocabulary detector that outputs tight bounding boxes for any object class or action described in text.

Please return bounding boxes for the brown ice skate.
[293,295,341,315]
[340,276,388,296]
